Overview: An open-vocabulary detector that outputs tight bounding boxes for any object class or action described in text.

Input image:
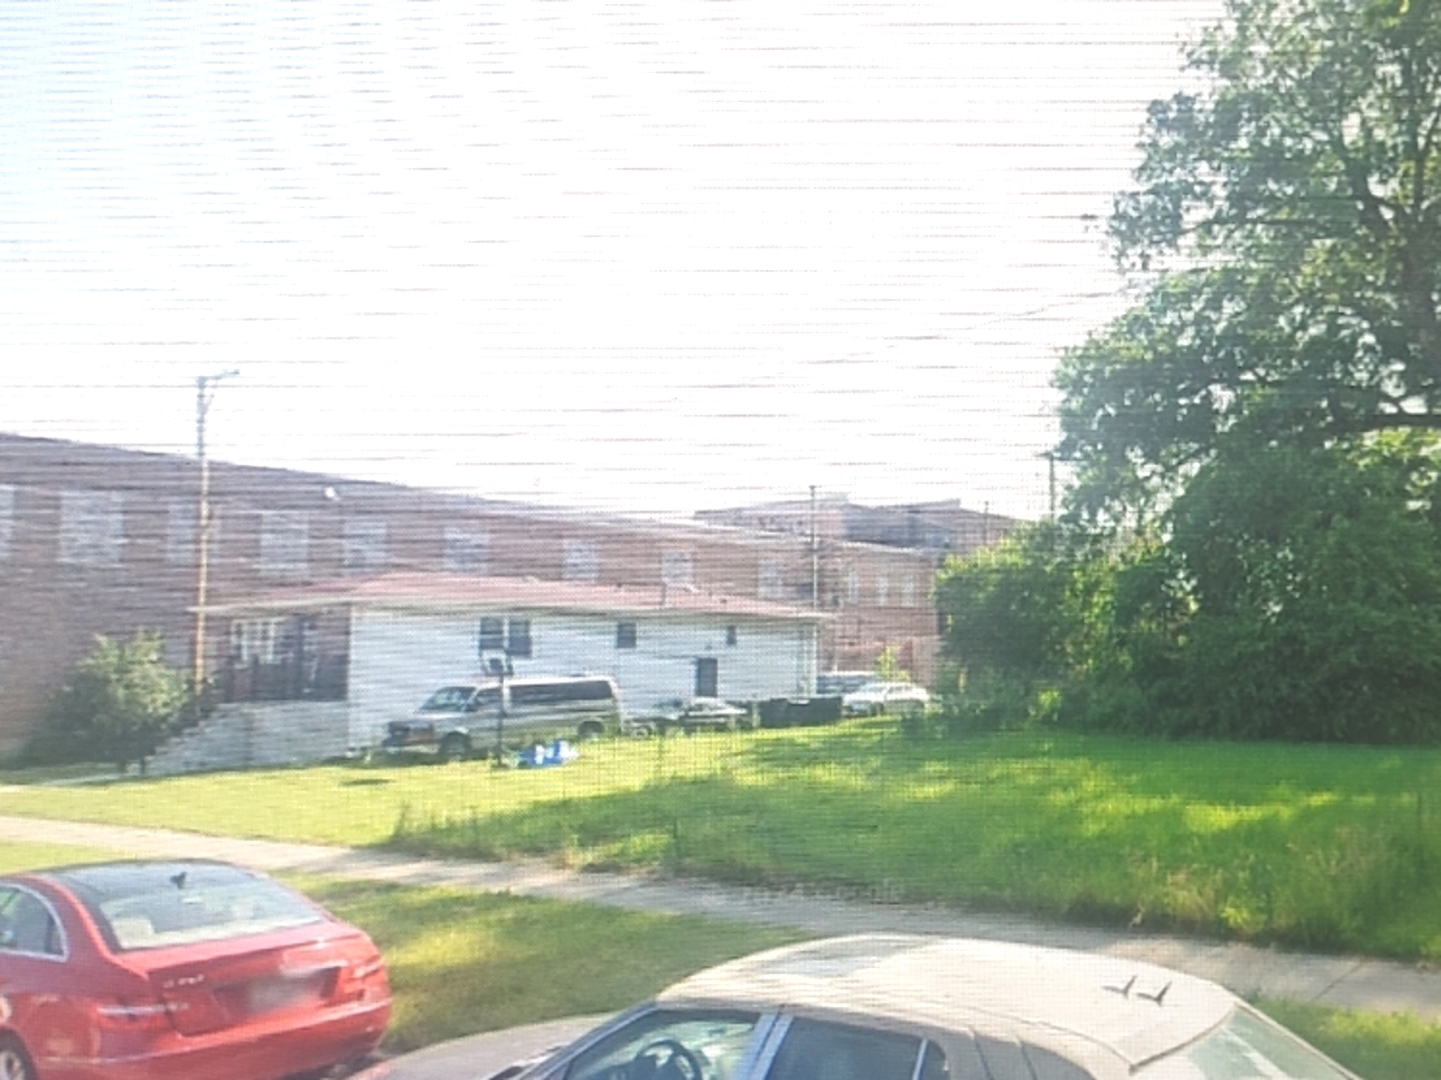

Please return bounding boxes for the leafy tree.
[934,522,1086,727]
[28,632,189,770]
[1058,0,1441,524]
[1153,434,1441,742]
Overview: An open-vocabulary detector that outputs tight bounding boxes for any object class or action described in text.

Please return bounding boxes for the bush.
[27,632,189,771]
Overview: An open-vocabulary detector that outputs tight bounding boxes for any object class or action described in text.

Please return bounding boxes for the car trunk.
[135,932,362,1037]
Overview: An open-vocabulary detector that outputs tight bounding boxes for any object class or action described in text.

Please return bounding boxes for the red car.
[0,859,390,1080]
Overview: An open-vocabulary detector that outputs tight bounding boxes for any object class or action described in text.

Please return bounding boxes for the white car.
[352,934,1361,1080]
[841,680,930,716]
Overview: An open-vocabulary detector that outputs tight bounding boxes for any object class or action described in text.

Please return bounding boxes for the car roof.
[656,935,1236,1073]
[30,859,273,904]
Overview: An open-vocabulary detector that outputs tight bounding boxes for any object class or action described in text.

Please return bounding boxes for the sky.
[0,0,1223,522]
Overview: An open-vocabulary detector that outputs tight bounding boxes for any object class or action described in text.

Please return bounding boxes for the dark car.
[0,859,390,1080]
[625,698,754,736]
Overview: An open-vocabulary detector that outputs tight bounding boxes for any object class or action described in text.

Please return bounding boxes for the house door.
[694,657,718,698]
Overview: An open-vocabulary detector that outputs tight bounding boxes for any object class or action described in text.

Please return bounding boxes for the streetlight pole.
[192,370,239,696]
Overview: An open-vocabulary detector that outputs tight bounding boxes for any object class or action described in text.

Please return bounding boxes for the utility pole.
[809,484,819,610]
[192,370,239,696]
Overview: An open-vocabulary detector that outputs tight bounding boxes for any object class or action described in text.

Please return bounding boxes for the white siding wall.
[347,607,817,748]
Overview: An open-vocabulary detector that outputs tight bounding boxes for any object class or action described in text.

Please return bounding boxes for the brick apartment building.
[0,433,1007,757]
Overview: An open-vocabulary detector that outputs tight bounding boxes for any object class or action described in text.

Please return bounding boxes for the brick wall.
[0,433,944,756]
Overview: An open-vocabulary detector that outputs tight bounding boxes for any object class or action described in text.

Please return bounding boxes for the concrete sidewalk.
[4,814,1439,1021]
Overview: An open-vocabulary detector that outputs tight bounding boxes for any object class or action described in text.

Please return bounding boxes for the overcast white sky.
[1,0,1221,522]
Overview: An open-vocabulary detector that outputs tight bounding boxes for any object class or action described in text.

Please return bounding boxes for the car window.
[0,887,65,957]
[1138,1008,1351,1080]
[765,1018,927,1080]
[421,686,479,711]
[971,1037,1096,1080]
[85,871,324,951]
[565,1009,763,1080]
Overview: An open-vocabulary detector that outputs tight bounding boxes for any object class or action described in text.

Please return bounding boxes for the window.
[844,568,861,606]
[565,1009,762,1080]
[616,621,637,649]
[479,617,531,657]
[726,625,738,646]
[661,549,694,588]
[875,574,890,606]
[59,489,125,567]
[230,619,282,664]
[343,518,388,574]
[507,617,532,658]
[444,528,491,574]
[511,679,616,706]
[758,559,786,601]
[166,501,197,565]
[0,887,64,957]
[71,863,322,953]
[766,1018,931,1080]
[1138,1008,1352,1080]
[563,539,601,583]
[901,575,917,607]
[478,617,505,652]
[259,511,309,578]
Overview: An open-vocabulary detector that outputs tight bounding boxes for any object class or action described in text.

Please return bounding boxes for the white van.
[380,675,622,761]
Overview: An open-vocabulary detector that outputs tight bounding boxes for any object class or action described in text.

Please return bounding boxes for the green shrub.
[27,632,189,771]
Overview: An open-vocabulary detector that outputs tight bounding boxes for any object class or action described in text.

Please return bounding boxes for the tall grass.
[6,724,1441,958]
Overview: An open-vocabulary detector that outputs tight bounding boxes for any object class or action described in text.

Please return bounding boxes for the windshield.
[1138,1008,1354,1080]
[420,686,480,711]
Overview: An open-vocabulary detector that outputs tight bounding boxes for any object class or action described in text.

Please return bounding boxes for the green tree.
[1058,0,1441,525]
[934,522,1084,727]
[28,632,189,770]
[1154,434,1441,742]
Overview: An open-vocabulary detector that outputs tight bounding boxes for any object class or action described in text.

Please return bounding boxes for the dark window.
[478,617,505,653]
[766,1018,925,1080]
[479,617,531,657]
[976,1038,1035,1080]
[725,625,738,646]
[616,621,637,649]
[921,1043,953,1080]
[510,680,616,706]
[507,618,532,658]
[1023,1046,1093,1080]
[511,683,563,706]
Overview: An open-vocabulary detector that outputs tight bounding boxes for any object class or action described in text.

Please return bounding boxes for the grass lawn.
[5,724,1441,957]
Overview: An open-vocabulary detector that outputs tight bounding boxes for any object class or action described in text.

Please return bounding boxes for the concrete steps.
[146,701,351,776]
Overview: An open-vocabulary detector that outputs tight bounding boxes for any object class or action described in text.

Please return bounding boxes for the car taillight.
[335,953,389,1002]
[91,996,178,1034]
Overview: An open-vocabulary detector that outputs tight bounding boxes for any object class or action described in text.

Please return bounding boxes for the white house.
[202,572,823,754]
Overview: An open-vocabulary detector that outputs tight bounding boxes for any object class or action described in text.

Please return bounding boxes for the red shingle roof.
[201,572,824,621]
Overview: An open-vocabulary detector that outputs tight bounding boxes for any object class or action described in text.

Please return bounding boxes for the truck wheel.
[438,734,470,763]
[577,721,604,742]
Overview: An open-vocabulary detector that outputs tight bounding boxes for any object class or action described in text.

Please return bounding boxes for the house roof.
[200,572,826,622]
